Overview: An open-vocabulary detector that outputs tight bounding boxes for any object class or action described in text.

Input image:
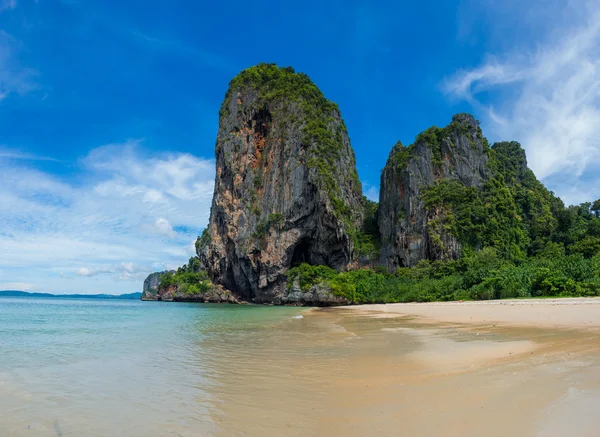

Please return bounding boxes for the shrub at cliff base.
[287,248,600,304]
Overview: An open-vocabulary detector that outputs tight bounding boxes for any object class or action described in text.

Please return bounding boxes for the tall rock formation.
[198,64,364,303]
[378,114,491,269]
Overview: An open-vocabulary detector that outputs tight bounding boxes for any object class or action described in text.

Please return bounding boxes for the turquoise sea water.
[0,297,313,437]
[5,297,598,437]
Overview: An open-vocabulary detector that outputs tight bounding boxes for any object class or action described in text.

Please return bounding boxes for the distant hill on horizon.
[0,290,142,300]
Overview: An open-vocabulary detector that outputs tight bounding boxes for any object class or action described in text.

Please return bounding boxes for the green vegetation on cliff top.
[223,63,362,234]
[165,68,600,305]
[386,113,490,171]
[159,257,212,296]
[284,119,600,305]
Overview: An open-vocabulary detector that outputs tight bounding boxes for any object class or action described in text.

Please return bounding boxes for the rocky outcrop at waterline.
[141,271,171,300]
[197,64,364,303]
[141,259,239,303]
[143,281,239,303]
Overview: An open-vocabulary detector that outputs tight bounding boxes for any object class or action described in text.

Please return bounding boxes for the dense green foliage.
[420,141,567,261]
[159,257,212,296]
[286,118,600,304]
[288,247,600,303]
[422,177,528,260]
[224,63,362,235]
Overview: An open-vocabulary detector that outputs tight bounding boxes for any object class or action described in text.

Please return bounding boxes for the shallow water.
[1,297,599,436]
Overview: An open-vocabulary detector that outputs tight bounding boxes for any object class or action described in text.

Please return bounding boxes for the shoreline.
[315,297,600,436]
[339,297,600,329]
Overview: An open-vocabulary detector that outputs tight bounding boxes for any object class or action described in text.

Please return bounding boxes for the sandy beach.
[346,297,600,328]
[311,298,600,436]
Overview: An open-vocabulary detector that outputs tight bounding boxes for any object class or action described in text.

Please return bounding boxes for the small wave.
[291,314,304,320]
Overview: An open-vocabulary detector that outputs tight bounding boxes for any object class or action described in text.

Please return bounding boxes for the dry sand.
[346,297,600,328]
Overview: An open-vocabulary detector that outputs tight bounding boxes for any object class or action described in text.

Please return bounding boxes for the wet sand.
[322,298,600,436]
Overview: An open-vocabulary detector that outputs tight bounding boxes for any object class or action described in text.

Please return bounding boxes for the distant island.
[0,290,142,300]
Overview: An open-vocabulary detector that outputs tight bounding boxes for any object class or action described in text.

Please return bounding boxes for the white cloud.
[85,140,215,201]
[186,239,197,256]
[76,267,98,277]
[363,183,379,202]
[444,0,600,205]
[73,262,150,282]
[142,189,165,203]
[151,218,176,238]
[0,142,214,294]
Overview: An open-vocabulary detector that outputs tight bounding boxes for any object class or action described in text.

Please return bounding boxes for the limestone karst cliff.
[141,66,584,305]
[197,64,364,303]
[378,114,561,270]
[140,271,168,300]
[378,114,491,269]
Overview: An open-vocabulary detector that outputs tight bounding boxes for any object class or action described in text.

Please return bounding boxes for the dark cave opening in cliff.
[252,106,272,138]
[291,239,313,267]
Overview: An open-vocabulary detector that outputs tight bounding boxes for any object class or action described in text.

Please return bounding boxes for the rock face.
[153,283,239,303]
[273,278,350,306]
[379,114,490,269]
[141,271,172,300]
[198,64,364,303]
[141,271,239,303]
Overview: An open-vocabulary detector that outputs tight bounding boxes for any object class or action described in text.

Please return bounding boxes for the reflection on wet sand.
[204,307,600,437]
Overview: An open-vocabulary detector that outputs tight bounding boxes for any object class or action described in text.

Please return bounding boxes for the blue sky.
[2,0,600,294]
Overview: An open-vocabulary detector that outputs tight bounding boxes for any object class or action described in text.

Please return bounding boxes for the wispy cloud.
[75,262,149,280]
[444,0,600,205]
[0,30,38,101]
[0,0,16,13]
[0,142,215,294]
[0,147,59,161]
[132,30,235,71]
[76,267,98,277]
[362,182,379,202]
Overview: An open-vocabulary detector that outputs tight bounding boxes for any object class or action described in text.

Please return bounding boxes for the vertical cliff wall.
[198,64,364,302]
[378,114,491,269]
